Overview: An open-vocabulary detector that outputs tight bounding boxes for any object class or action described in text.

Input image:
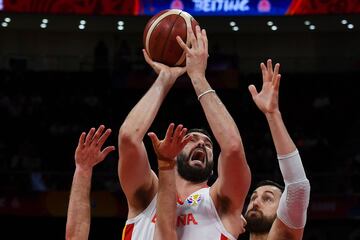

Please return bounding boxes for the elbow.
[240,164,252,193]
[243,164,252,185]
[118,123,130,141]
[223,141,246,163]
[118,126,129,143]
[225,133,244,153]
[222,142,251,184]
[118,125,137,147]
[277,179,311,229]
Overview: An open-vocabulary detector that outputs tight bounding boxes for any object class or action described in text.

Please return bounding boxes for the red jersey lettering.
[177,214,187,227]
[187,213,198,225]
[152,213,198,227]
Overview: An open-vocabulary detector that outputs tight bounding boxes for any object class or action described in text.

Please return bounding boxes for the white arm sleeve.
[276,149,311,229]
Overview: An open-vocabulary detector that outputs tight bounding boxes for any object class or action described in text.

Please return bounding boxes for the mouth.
[247,209,262,217]
[189,148,207,167]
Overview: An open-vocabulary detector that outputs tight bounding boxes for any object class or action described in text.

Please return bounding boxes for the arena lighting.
[40,19,48,29]
[347,24,354,29]
[309,24,316,30]
[117,20,125,30]
[304,20,311,26]
[1,22,8,27]
[4,17,11,23]
[232,26,239,31]
[340,18,354,29]
[266,20,277,31]
[229,21,236,26]
[78,19,86,30]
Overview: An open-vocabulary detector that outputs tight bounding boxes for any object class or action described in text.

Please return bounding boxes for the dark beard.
[176,152,213,183]
[244,209,276,234]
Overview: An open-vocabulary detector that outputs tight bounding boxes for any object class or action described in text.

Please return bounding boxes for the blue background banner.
[141,0,292,16]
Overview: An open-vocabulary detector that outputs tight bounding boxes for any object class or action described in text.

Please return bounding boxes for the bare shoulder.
[209,185,246,237]
[267,218,304,240]
[127,170,158,219]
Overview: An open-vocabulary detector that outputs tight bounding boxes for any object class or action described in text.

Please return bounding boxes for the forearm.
[265,110,296,155]
[119,72,174,142]
[194,76,250,205]
[155,168,177,239]
[192,76,242,150]
[66,168,92,240]
[266,111,310,226]
[118,72,172,201]
[277,150,310,229]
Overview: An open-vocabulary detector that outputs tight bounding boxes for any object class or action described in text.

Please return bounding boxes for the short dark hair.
[186,128,213,145]
[254,180,284,193]
[187,128,212,139]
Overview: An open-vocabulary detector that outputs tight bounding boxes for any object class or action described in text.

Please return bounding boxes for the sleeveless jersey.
[122,187,237,240]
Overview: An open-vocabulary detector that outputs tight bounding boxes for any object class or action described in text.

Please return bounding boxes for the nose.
[252,198,261,209]
[197,139,205,148]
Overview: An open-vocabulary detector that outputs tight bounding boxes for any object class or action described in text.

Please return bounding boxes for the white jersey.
[122,187,237,240]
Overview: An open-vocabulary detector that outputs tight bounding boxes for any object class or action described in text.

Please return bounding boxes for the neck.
[250,232,268,240]
[175,173,208,201]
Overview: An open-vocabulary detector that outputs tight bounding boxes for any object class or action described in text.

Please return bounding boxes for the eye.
[205,143,212,148]
[263,196,273,203]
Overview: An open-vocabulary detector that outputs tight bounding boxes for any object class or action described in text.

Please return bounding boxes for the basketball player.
[119,25,250,239]
[244,59,311,240]
[66,125,115,240]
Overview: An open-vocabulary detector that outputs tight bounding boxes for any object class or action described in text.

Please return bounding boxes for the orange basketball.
[143,9,199,67]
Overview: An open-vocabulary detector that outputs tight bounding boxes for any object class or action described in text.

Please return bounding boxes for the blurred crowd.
[1,59,359,195]
[1,44,360,239]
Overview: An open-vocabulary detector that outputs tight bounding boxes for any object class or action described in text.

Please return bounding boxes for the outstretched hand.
[143,49,186,83]
[176,25,208,80]
[148,123,192,161]
[248,59,281,114]
[75,125,115,171]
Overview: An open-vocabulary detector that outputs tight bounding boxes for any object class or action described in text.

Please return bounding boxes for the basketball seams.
[160,13,182,65]
[175,11,193,66]
[145,9,182,60]
[144,9,198,66]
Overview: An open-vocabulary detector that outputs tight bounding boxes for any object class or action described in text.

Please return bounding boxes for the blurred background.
[0,0,360,239]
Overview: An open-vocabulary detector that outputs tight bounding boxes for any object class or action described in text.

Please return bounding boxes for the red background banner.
[287,0,360,15]
[3,0,141,15]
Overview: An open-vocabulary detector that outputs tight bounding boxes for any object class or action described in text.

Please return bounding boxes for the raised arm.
[248,60,296,155]
[177,26,251,209]
[148,123,191,240]
[66,125,115,240]
[118,50,186,217]
[249,60,310,240]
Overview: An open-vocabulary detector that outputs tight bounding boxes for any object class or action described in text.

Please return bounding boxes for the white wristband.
[197,89,215,101]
